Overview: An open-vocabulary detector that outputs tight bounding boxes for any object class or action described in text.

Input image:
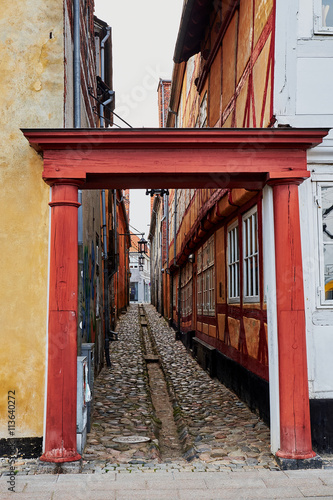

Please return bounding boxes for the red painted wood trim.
[250,0,256,128]
[271,181,315,460]
[216,303,267,321]
[222,10,274,126]
[21,129,327,192]
[232,7,240,128]
[40,182,81,463]
[22,128,327,150]
[260,34,274,127]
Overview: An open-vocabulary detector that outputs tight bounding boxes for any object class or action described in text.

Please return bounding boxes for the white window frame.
[197,236,215,316]
[243,206,259,303]
[316,183,333,306]
[197,247,203,315]
[202,235,215,315]
[227,221,240,303]
[314,0,333,34]
[181,262,193,318]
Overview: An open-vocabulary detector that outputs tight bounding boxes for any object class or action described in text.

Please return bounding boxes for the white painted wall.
[130,252,151,303]
[274,0,333,399]
[262,185,280,453]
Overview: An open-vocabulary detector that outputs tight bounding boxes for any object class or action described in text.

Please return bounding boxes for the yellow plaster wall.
[0,0,65,438]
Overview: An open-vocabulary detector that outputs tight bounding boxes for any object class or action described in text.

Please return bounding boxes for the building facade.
[150,0,333,460]
[0,0,130,459]
[129,234,151,304]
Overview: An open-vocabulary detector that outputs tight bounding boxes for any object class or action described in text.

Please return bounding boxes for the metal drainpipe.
[100,25,112,367]
[110,189,118,330]
[74,0,83,354]
[100,27,111,128]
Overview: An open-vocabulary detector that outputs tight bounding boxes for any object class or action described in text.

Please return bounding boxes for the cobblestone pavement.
[1,304,333,477]
[143,304,277,470]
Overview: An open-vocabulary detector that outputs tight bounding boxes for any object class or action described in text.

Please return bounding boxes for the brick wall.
[157,79,171,128]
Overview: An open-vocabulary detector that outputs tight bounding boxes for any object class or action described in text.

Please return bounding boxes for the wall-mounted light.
[139,265,144,272]
[138,255,144,265]
[188,254,195,263]
[138,237,148,254]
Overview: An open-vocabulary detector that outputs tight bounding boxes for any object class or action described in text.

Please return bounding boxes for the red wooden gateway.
[23,127,328,462]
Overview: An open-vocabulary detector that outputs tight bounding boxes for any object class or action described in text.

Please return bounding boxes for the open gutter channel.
[139,306,184,461]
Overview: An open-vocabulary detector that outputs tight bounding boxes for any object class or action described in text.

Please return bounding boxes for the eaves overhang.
[173,0,238,64]
[173,0,212,63]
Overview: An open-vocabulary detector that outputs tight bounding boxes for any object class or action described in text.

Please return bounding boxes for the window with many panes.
[317,184,333,305]
[227,222,240,301]
[197,247,203,315]
[243,207,259,302]
[197,235,215,315]
[181,262,193,318]
[227,207,259,303]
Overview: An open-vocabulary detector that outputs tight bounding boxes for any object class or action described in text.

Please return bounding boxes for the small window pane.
[322,1,333,27]
[243,209,259,301]
[322,186,333,300]
[228,225,240,300]
[322,186,333,241]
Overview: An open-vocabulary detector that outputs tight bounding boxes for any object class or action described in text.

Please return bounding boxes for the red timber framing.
[23,127,328,462]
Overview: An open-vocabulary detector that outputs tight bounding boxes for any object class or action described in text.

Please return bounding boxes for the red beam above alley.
[22,128,328,190]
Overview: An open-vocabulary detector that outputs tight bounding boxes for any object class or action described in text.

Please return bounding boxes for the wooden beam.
[21,128,328,189]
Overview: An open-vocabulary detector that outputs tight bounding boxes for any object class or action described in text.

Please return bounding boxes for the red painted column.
[40,182,81,463]
[271,180,315,460]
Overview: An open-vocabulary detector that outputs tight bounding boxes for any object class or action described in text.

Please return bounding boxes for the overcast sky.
[94,0,183,235]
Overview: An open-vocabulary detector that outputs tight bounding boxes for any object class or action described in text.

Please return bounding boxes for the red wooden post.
[40,182,82,463]
[271,180,315,460]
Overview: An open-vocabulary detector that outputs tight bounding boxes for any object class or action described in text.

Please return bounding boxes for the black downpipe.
[110,189,118,330]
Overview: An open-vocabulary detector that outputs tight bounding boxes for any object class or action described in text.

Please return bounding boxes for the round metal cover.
[113,435,151,444]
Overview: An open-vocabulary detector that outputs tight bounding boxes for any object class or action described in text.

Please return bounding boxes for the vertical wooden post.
[271,180,315,460]
[40,182,82,463]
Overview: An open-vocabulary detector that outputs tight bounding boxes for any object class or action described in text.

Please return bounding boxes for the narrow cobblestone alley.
[0,304,280,477]
[82,304,278,471]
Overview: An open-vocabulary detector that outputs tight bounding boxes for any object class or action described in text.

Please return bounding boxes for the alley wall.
[0,0,65,442]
